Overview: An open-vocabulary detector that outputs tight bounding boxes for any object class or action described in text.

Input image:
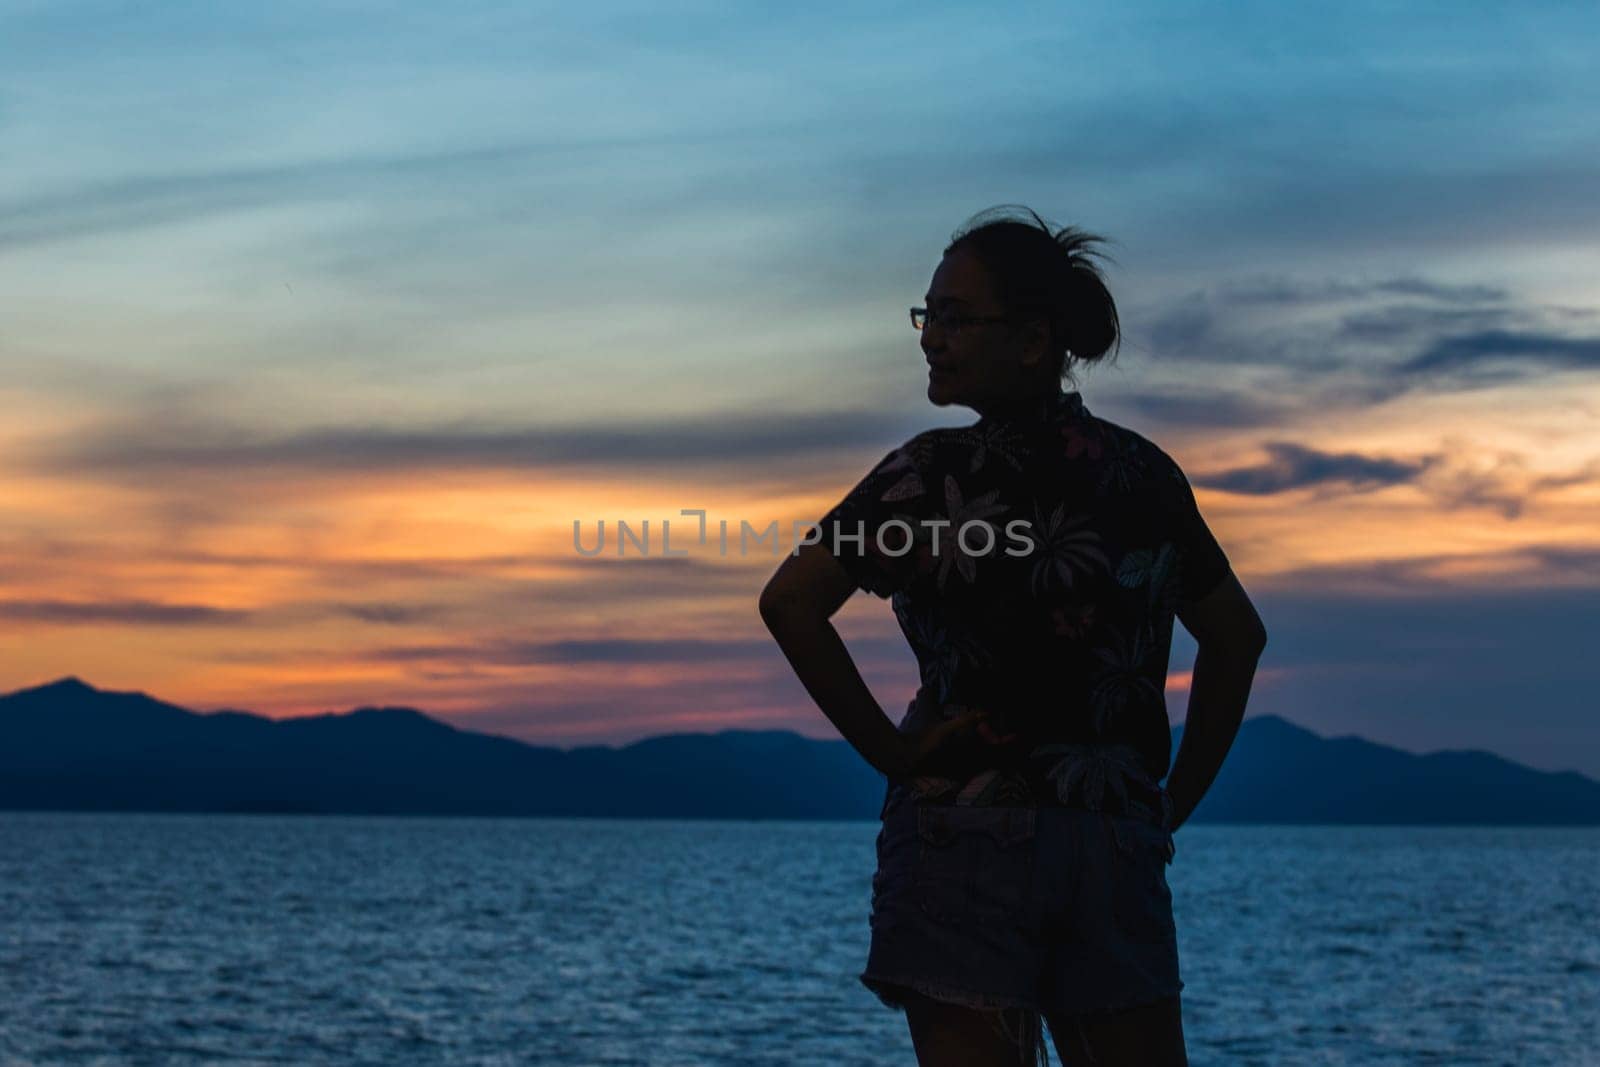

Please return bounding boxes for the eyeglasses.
[910,306,1012,335]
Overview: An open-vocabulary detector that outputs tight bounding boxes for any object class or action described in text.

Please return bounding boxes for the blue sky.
[2,1,1598,774]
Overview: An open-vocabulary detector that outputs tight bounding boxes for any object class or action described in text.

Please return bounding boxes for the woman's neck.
[973,383,1066,423]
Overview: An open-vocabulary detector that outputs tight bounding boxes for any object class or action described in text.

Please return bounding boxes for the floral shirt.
[818,387,1231,825]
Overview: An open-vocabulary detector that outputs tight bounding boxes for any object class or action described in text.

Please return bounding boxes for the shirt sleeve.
[1171,463,1232,606]
[816,438,935,599]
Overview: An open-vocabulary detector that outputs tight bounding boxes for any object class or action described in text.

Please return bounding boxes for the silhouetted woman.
[760,206,1267,1066]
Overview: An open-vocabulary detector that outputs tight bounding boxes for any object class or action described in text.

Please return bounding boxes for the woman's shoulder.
[1084,415,1190,484]
[887,411,1192,493]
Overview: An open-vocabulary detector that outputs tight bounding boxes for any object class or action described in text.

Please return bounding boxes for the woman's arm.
[759,543,986,782]
[759,543,917,781]
[1163,571,1268,831]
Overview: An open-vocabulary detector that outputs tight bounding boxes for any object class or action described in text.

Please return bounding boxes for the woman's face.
[920,247,1047,412]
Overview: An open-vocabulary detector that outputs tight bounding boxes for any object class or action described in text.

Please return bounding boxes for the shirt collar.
[976,387,1089,429]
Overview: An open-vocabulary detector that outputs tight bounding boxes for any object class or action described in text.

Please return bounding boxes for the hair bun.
[1061,267,1118,361]
[946,205,1121,380]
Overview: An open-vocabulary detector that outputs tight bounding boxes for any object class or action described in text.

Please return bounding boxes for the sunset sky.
[3,3,1597,774]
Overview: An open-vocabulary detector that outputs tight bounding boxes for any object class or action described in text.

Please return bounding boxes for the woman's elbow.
[1194,616,1267,658]
[1228,621,1268,657]
[758,584,789,624]
[760,550,854,627]
[759,581,807,629]
[1249,623,1268,654]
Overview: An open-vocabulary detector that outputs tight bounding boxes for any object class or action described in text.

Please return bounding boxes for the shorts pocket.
[1111,818,1177,943]
[869,799,921,918]
[914,806,1036,925]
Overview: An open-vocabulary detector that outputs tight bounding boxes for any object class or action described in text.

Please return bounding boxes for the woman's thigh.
[902,988,1044,1067]
[1045,994,1187,1067]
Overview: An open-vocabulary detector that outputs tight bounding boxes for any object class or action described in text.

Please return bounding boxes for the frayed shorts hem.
[860,971,1037,1014]
[861,970,1183,1020]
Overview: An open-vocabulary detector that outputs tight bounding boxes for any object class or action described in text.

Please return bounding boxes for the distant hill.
[3,678,1598,823]
[1171,716,1600,825]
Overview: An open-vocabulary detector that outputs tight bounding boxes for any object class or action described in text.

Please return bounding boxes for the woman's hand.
[894,707,1019,782]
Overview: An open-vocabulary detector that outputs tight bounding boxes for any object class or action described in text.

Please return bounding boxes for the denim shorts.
[860,795,1182,1021]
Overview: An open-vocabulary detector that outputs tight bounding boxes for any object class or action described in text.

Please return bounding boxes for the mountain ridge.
[4,677,1598,823]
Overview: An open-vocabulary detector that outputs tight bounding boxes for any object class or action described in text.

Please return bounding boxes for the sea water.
[1,814,1596,1065]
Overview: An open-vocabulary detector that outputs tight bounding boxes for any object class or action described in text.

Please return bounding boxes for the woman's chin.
[926,377,958,406]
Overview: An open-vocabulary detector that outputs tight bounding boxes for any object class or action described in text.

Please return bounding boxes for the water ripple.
[1,815,1596,1065]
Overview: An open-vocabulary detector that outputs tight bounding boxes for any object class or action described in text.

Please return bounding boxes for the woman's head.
[918,205,1119,413]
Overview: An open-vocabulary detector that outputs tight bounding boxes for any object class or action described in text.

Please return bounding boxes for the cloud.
[0,599,249,625]
[1366,279,1510,305]
[1335,304,1510,344]
[334,603,442,625]
[0,147,511,250]
[1401,330,1600,377]
[1415,453,1600,520]
[1194,442,1436,496]
[363,634,906,667]
[27,407,928,482]
[0,130,797,252]
[1123,271,1600,431]
[1100,386,1289,430]
[1256,545,1600,596]
[1131,272,1523,378]
[1214,277,1510,309]
[1192,442,1598,516]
